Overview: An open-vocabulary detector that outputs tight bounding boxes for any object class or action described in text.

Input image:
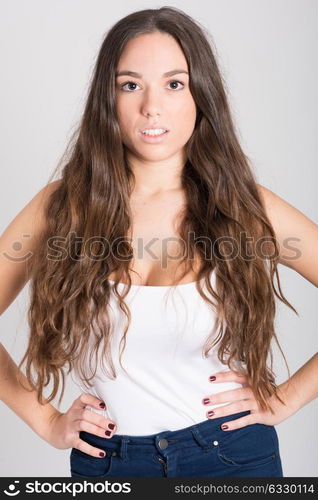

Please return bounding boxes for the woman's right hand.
[47,393,117,457]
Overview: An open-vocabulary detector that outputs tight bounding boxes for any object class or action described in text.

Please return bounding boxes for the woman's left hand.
[202,369,297,431]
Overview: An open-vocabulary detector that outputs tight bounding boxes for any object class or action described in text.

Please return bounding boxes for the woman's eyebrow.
[115,69,189,78]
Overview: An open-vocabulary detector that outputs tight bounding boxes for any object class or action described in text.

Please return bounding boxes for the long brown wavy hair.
[18,6,297,413]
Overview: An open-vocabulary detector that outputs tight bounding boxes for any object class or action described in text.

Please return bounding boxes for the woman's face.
[115,31,197,165]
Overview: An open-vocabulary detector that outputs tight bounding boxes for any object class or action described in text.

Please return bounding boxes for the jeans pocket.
[70,448,113,477]
[216,423,277,470]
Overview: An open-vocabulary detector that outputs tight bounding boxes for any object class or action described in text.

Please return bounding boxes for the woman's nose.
[141,89,163,117]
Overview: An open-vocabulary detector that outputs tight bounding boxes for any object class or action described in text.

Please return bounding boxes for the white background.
[0,0,317,476]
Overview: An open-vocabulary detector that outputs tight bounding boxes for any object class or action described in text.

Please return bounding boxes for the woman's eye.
[119,80,184,92]
[167,80,184,90]
[121,81,140,92]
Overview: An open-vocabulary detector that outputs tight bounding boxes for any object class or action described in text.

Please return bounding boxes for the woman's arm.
[0,180,116,456]
[202,353,318,430]
[280,352,318,412]
[0,181,63,442]
[0,342,116,455]
[0,343,61,444]
[202,186,318,429]
[257,183,318,410]
[257,184,318,287]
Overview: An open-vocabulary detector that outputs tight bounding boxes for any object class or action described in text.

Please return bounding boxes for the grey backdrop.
[0,0,317,477]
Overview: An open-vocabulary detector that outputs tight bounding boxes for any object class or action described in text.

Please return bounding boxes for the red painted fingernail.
[108,423,115,430]
[207,410,215,417]
[99,402,106,409]
[209,376,216,381]
[105,430,111,436]
[99,451,105,457]
[202,398,210,405]
[221,424,228,430]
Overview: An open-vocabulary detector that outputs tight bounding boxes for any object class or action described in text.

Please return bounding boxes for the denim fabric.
[70,410,283,477]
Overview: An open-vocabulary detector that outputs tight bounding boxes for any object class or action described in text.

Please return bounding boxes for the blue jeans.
[70,410,283,477]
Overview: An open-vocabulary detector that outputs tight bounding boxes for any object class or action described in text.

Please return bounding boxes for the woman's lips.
[139,130,169,144]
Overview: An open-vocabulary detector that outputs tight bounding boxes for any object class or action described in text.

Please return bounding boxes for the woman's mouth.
[139,129,169,144]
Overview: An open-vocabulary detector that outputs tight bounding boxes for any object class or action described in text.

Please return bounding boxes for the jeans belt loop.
[118,436,130,462]
[190,426,210,452]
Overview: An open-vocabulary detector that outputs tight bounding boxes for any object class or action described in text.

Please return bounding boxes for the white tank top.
[71,270,245,435]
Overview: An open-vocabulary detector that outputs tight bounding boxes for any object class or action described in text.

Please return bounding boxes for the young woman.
[1,7,317,478]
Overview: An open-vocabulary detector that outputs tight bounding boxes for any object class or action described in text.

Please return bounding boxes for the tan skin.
[1,32,317,458]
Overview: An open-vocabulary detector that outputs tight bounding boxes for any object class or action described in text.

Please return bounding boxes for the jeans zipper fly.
[158,456,168,476]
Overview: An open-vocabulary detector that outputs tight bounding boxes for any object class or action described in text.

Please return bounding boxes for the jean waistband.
[78,410,251,461]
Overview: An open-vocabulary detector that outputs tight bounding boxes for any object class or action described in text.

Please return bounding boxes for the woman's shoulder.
[256,183,318,286]
[0,179,62,315]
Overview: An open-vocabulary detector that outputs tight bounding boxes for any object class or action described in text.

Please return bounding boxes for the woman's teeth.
[142,129,167,136]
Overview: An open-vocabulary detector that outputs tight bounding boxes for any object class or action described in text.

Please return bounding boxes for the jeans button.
[158,438,169,450]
